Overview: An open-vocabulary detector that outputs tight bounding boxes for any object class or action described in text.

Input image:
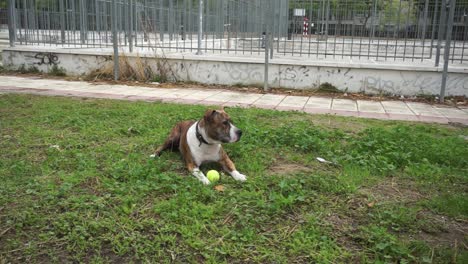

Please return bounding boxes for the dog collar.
[195,121,211,147]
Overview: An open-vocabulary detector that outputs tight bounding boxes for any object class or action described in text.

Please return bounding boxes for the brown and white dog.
[151,108,247,185]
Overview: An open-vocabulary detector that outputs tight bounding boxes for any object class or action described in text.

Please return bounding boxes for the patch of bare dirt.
[359,177,426,204]
[267,163,313,176]
[328,177,468,252]
[412,210,468,248]
[325,213,364,253]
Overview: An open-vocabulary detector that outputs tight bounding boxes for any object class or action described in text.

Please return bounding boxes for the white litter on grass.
[316,157,333,164]
[49,145,60,150]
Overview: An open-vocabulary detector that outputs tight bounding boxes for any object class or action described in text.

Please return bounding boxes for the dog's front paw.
[150,154,156,158]
[231,171,247,182]
[200,177,211,185]
[192,168,211,185]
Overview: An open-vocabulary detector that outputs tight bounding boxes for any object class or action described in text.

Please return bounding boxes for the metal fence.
[4,0,467,100]
[6,0,467,63]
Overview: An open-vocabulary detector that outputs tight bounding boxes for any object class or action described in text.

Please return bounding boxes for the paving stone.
[304,97,332,109]
[187,90,223,100]
[253,94,286,107]
[387,113,420,122]
[204,91,243,103]
[406,102,444,117]
[332,99,357,111]
[357,100,385,113]
[381,101,413,114]
[228,93,263,104]
[277,96,308,109]
[155,89,199,99]
[434,107,468,119]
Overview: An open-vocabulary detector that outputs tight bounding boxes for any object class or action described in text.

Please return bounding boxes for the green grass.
[0,94,467,263]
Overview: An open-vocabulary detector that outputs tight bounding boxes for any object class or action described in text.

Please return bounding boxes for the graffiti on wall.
[33,53,59,65]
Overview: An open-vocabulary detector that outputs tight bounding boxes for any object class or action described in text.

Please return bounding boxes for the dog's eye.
[223,121,229,125]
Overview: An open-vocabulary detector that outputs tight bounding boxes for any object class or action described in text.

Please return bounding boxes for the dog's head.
[201,107,242,144]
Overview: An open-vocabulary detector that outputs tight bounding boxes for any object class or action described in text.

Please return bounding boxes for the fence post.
[129,0,133,52]
[264,2,271,92]
[7,0,16,47]
[197,0,203,55]
[112,0,119,80]
[59,0,65,44]
[80,0,86,44]
[440,0,456,103]
[435,0,447,67]
[264,32,270,92]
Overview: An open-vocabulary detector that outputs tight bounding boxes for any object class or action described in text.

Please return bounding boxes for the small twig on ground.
[1,238,66,254]
[222,204,237,225]
[453,239,458,263]
[0,227,12,238]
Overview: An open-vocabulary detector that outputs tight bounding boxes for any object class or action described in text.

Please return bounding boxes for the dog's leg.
[187,163,210,185]
[219,150,247,182]
[152,137,178,157]
[151,122,187,157]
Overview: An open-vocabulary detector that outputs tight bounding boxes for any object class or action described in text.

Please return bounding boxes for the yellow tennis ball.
[206,170,220,182]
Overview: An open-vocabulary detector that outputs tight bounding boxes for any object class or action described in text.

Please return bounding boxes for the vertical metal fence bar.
[129,0,133,52]
[341,0,346,59]
[350,3,355,59]
[450,6,459,63]
[60,0,66,45]
[421,0,430,61]
[22,0,27,45]
[462,11,467,63]
[111,0,119,80]
[95,0,100,48]
[158,0,163,43]
[203,0,207,54]
[8,0,16,47]
[197,0,203,55]
[332,1,337,59]
[430,0,440,59]
[440,0,456,103]
[412,1,419,61]
[264,7,270,92]
[169,0,173,43]
[436,0,447,66]
[188,0,192,51]
[402,0,411,61]
[79,0,84,45]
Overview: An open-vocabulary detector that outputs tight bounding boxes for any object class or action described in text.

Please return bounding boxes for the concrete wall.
[2,47,468,96]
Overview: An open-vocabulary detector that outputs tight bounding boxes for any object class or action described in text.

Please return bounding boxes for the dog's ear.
[204,109,218,120]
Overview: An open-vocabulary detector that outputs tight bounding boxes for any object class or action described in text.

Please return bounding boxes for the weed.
[86,53,175,83]
[17,64,40,74]
[317,82,342,93]
[425,194,468,218]
[49,64,66,76]
[358,225,415,262]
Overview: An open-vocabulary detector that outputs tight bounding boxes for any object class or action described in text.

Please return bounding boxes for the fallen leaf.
[214,185,225,192]
[367,202,375,208]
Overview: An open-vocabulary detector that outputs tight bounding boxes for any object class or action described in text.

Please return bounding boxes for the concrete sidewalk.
[0,75,467,125]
